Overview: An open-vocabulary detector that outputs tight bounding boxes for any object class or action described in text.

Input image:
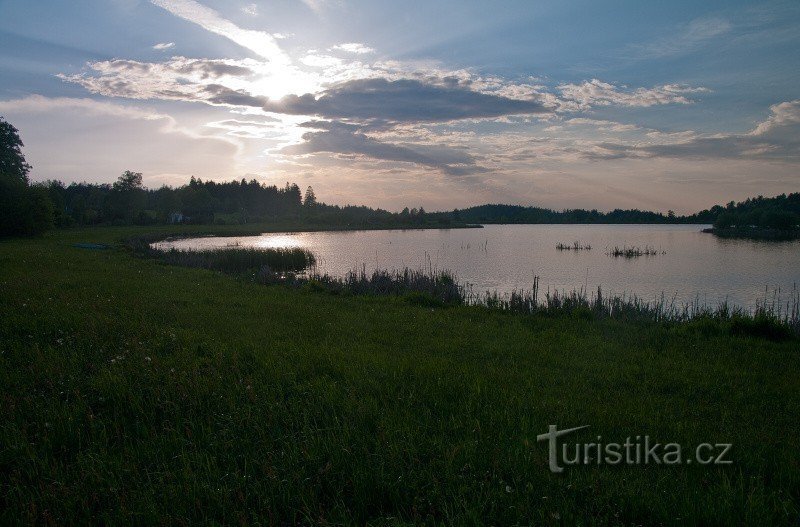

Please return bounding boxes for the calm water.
[155,225,800,309]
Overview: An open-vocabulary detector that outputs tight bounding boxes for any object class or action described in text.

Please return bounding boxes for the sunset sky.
[1,0,798,212]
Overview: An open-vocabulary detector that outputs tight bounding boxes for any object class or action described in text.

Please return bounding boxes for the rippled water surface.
[154,224,800,308]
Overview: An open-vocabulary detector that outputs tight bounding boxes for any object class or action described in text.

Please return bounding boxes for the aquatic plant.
[556,241,592,251]
[606,245,664,258]
[129,236,315,273]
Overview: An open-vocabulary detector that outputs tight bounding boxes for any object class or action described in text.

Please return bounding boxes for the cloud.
[206,118,284,138]
[751,100,800,136]
[153,42,175,50]
[557,79,707,109]
[202,84,268,107]
[300,0,327,15]
[331,43,375,55]
[264,78,550,123]
[59,57,259,102]
[583,100,800,162]
[559,118,641,132]
[241,3,258,16]
[627,16,732,60]
[149,0,290,65]
[281,126,486,176]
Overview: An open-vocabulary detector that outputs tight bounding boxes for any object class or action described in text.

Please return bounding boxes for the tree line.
[709,194,800,231]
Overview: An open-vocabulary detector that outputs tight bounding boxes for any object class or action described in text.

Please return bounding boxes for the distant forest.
[37,175,800,232]
[446,195,800,229]
[41,173,422,228]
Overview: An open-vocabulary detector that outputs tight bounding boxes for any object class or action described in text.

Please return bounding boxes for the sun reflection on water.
[254,234,305,249]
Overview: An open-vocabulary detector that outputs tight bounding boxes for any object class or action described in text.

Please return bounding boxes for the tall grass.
[158,247,315,273]
[556,241,592,250]
[127,235,316,273]
[257,264,800,338]
[479,281,799,339]
[607,245,665,258]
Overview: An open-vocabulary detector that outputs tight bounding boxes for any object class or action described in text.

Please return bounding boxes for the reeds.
[128,235,316,273]
[556,241,592,251]
[157,247,316,273]
[257,262,799,338]
[476,282,798,339]
[259,265,466,306]
[606,245,664,258]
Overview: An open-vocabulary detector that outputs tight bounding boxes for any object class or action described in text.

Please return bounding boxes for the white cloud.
[150,0,290,65]
[300,54,343,68]
[241,3,258,16]
[300,0,327,15]
[557,79,708,109]
[751,100,800,136]
[153,42,175,50]
[331,42,375,55]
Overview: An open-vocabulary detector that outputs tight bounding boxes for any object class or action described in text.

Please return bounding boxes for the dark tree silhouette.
[303,186,317,207]
[0,117,32,184]
[0,117,53,237]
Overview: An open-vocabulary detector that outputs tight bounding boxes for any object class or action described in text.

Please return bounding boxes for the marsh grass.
[556,241,592,250]
[480,281,799,339]
[607,245,665,258]
[256,263,800,339]
[127,235,315,273]
[158,247,315,274]
[282,266,464,306]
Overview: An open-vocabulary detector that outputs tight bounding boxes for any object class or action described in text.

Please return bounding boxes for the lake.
[154,224,800,309]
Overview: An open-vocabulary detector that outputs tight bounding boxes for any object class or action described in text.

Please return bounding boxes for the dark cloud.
[265,78,549,123]
[281,127,487,176]
[203,84,267,107]
[174,61,255,79]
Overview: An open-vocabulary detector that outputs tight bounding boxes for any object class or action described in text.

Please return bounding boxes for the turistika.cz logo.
[536,425,732,473]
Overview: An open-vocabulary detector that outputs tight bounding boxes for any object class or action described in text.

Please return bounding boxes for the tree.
[713,212,737,229]
[0,117,53,237]
[0,117,31,184]
[303,186,317,207]
[762,209,797,231]
[107,170,146,223]
[113,170,143,192]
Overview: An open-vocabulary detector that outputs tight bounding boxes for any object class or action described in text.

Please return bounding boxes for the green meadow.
[1,225,799,525]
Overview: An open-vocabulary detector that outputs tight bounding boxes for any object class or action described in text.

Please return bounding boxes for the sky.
[0,0,798,213]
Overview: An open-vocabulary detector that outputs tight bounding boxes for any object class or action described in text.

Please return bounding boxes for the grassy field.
[1,225,799,525]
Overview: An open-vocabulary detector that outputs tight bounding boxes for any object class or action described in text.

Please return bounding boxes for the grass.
[149,245,314,274]
[606,245,665,258]
[1,225,799,525]
[556,241,592,251]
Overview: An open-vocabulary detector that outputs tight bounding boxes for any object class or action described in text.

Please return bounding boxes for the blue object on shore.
[73,243,110,250]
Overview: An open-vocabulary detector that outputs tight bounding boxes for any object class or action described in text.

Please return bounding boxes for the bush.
[0,178,54,237]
